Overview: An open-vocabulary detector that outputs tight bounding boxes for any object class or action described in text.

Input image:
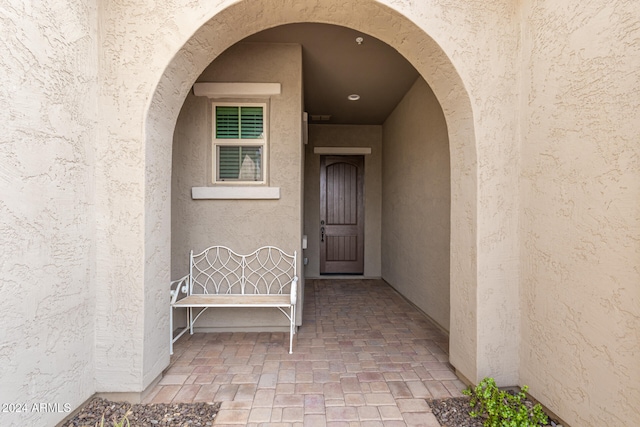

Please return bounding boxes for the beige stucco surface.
[172,42,304,330]
[518,1,640,425]
[381,77,451,332]
[1,0,638,426]
[0,2,98,426]
[304,124,383,278]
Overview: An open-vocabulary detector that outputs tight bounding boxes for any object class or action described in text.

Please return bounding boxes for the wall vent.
[310,114,332,121]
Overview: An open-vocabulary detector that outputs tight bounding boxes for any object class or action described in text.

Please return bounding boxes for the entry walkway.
[145,279,465,426]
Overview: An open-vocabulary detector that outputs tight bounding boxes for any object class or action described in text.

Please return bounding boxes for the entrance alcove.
[144,0,482,390]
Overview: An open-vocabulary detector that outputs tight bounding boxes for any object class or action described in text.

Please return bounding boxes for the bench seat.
[173,294,292,308]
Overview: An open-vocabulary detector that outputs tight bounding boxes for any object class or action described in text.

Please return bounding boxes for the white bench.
[170,245,298,354]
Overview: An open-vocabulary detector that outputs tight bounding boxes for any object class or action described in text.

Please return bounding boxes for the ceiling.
[243,23,419,125]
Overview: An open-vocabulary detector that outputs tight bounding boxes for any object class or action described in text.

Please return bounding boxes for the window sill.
[191,186,280,200]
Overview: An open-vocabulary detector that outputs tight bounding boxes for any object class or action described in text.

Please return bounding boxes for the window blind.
[216,106,263,139]
[218,146,262,181]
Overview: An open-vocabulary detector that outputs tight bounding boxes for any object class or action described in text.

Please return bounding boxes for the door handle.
[321,226,325,242]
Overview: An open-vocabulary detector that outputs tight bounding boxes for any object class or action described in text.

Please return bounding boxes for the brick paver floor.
[145,279,465,426]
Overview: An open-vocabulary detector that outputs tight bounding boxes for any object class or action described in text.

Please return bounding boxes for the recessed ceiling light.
[348,94,360,101]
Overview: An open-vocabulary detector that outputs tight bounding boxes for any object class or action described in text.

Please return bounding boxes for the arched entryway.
[144,0,479,389]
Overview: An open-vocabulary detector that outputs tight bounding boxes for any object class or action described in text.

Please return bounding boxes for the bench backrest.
[189,246,297,295]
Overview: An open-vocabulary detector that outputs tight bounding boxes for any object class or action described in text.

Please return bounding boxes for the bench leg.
[289,305,295,354]
[170,305,174,355]
[170,307,193,355]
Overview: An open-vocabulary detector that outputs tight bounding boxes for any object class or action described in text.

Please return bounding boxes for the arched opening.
[144,0,478,388]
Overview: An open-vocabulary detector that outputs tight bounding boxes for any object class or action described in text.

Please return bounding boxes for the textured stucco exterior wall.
[0,0,636,425]
[519,1,640,425]
[0,1,98,426]
[381,77,451,331]
[172,42,303,330]
[96,1,155,393]
[454,3,521,385]
[304,125,383,278]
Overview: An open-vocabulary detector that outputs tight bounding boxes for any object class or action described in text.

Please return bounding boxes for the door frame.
[319,155,365,274]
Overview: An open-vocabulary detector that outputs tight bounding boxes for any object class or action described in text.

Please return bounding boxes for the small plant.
[96,410,132,427]
[462,377,548,427]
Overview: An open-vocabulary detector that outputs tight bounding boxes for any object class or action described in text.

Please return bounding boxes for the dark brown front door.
[320,155,364,274]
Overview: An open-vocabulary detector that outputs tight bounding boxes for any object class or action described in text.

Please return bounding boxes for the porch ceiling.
[244,23,419,125]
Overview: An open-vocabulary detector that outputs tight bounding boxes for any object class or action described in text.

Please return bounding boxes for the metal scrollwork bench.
[170,246,298,354]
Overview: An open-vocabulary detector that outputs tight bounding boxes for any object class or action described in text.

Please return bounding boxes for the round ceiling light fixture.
[347,94,361,101]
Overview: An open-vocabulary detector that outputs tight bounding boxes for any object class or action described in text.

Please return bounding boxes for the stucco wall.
[7,1,637,426]
[381,77,451,331]
[304,125,383,278]
[96,0,168,395]
[0,2,97,426]
[519,1,640,425]
[172,42,304,330]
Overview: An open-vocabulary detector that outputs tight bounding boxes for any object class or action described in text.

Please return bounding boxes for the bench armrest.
[170,275,190,305]
[290,276,298,306]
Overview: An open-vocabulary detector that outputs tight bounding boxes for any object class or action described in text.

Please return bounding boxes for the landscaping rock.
[428,397,483,427]
[428,396,562,427]
[59,397,220,427]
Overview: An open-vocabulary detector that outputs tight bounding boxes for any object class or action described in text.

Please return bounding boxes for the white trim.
[212,102,268,185]
[192,186,280,200]
[313,147,372,155]
[194,82,281,98]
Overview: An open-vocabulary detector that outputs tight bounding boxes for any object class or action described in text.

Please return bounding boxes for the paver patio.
[145,279,465,426]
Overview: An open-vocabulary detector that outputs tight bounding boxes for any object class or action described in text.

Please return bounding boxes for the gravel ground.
[59,398,220,427]
[428,397,484,427]
[428,396,564,427]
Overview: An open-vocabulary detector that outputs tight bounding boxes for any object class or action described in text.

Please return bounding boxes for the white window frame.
[211,101,269,185]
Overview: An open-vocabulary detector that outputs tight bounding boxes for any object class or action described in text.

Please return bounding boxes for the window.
[212,103,267,184]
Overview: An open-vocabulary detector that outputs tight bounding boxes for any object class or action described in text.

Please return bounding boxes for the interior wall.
[0,2,98,426]
[172,42,304,330]
[381,77,451,331]
[303,124,383,278]
[519,1,640,426]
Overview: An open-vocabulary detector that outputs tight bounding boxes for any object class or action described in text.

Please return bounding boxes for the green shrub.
[462,377,548,427]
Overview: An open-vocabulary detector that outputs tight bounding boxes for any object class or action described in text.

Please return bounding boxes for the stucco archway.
[144,0,478,386]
